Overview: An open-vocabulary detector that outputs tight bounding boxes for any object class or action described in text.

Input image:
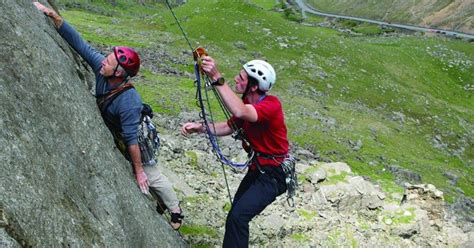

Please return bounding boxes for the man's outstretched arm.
[33,1,104,73]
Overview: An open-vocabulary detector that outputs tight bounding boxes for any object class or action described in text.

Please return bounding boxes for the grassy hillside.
[53,0,473,204]
[306,0,474,34]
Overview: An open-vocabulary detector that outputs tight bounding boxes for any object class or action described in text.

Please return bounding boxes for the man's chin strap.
[112,63,120,77]
[107,63,130,87]
[111,63,130,81]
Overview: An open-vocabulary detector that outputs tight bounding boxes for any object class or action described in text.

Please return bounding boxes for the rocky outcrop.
[0,1,186,246]
[151,113,473,247]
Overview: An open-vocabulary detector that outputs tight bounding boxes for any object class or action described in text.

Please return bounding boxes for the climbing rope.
[164,1,299,208]
[164,0,193,51]
[164,0,257,204]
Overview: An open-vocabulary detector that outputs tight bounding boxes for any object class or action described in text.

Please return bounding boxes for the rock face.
[0,1,185,247]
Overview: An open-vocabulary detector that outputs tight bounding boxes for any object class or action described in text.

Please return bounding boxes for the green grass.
[290,233,311,242]
[320,171,349,185]
[57,0,474,205]
[183,195,211,205]
[135,71,196,115]
[327,226,361,247]
[297,208,318,221]
[223,202,231,212]
[249,0,279,10]
[383,207,416,225]
[304,14,326,24]
[179,224,218,238]
[60,10,166,48]
[352,23,384,35]
[185,151,199,168]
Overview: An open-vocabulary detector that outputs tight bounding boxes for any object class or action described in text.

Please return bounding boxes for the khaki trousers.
[143,163,180,212]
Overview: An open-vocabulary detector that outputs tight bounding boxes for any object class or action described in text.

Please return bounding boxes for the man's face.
[234,69,249,94]
[100,53,118,77]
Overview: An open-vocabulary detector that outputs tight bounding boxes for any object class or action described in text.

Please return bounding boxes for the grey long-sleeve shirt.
[58,21,142,145]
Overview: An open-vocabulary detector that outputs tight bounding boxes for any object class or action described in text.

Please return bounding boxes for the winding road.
[294,0,474,40]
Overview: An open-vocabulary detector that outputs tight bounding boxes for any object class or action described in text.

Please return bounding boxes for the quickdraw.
[280,155,298,207]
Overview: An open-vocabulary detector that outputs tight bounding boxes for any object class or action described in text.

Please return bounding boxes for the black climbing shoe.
[170,210,184,230]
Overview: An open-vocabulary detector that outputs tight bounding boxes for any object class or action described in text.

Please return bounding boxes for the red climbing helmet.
[113,46,140,77]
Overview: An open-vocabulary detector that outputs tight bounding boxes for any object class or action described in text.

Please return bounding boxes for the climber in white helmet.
[181,56,290,248]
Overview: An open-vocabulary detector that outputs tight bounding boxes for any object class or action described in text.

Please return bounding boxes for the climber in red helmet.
[33,1,183,230]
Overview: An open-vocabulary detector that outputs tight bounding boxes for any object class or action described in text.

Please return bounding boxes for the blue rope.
[163,0,237,204]
[194,64,249,169]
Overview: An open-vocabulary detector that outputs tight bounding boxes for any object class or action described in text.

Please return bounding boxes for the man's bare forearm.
[127,144,144,173]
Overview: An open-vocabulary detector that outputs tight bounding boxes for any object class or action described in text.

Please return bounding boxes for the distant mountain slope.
[306,0,474,34]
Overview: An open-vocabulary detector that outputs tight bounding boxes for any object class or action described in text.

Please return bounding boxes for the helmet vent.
[243,59,275,92]
[113,46,140,77]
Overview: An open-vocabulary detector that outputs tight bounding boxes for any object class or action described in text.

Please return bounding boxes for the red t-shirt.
[227,95,289,168]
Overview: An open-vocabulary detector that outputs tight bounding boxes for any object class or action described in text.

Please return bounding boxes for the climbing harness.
[96,84,160,166]
[254,152,298,207]
[138,105,160,166]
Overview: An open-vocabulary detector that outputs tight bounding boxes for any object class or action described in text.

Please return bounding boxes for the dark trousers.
[223,166,286,248]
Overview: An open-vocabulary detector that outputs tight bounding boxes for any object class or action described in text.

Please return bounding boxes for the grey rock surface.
[0,1,186,247]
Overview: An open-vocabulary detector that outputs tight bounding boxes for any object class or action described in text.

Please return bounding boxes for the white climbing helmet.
[243,60,276,92]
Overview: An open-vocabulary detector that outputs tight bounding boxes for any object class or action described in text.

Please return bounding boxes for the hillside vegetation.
[52,0,473,204]
[307,0,474,34]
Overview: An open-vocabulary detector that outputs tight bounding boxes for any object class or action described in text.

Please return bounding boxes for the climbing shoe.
[170,210,184,230]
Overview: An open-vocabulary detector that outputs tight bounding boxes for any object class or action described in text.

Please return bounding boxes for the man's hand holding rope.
[200,56,222,82]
